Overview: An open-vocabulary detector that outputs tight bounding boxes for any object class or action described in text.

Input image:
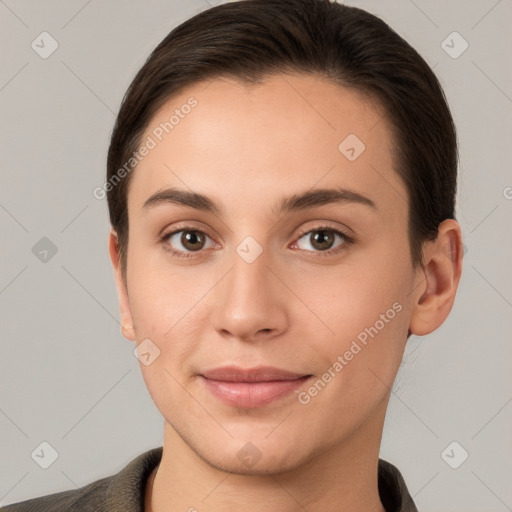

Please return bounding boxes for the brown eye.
[163,229,215,257]
[180,231,206,251]
[294,227,350,254]
[309,230,335,251]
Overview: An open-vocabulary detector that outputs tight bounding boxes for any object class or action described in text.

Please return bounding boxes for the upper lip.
[200,366,311,382]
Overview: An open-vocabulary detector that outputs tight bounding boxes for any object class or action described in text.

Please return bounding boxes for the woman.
[2,0,462,510]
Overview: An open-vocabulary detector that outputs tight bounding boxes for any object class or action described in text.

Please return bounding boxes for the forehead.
[127,72,404,217]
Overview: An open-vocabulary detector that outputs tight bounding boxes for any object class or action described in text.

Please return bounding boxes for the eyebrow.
[142,186,377,216]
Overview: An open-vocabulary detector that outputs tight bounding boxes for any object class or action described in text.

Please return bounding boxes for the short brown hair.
[106,0,458,279]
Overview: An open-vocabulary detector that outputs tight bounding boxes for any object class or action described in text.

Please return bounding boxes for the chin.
[207,448,311,476]
[190,432,318,477]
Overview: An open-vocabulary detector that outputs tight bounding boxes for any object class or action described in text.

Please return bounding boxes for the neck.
[146,400,388,512]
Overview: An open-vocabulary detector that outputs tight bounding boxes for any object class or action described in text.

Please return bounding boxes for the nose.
[211,245,289,343]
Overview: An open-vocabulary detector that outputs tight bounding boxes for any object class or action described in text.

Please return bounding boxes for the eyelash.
[159,224,355,260]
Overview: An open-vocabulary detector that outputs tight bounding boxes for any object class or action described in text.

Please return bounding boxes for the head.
[106,0,462,474]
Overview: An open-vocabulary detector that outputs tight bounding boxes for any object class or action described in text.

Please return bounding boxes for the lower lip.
[200,375,312,408]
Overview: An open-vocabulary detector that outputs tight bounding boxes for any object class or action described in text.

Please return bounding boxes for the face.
[112,73,422,474]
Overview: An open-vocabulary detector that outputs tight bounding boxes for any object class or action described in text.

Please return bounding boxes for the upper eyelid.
[162,222,349,236]
[295,224,349,237]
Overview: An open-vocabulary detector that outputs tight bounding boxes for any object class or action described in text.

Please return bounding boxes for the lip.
[201,365,309,382]
[199,366,313,408]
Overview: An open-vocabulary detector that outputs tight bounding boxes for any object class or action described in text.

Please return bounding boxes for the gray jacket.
[1,447,418,511]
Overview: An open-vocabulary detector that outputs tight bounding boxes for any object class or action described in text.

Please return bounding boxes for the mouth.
[199,366,313,408]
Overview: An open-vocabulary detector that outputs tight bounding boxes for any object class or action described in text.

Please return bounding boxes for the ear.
[108,228,136,342]
[409,219,463,336]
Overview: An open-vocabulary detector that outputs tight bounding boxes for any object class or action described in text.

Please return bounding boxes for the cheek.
[292,273,409,433]
[126,239,210,337]
[294,255,411,383]
[126,256,211,409]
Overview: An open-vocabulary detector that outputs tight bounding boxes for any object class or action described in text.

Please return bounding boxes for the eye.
[160,224,354,260]
[293,226,353,256]
[161,228,215,259]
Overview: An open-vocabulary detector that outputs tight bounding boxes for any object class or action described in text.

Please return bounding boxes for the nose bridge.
[211,236,287,339]
[226,239,271,310]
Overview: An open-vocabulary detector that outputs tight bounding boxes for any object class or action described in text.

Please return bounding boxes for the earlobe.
[409,219,463,336]
[121,324,136,340]
[108,229,136,342]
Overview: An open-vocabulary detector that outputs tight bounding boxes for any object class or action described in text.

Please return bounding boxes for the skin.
[109,72,463,512]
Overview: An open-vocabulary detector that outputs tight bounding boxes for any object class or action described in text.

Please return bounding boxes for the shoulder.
[0,475,111,512]
[0,447,163,512]
[378,458,419,512]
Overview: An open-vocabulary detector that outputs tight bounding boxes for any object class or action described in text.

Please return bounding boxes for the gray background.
[1,0,511,510]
